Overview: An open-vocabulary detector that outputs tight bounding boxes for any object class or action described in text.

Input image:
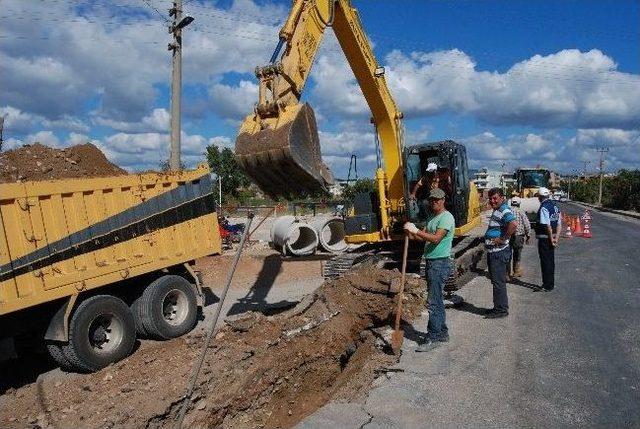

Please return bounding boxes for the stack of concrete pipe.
[270,215,347,256]
[310,216,348,253]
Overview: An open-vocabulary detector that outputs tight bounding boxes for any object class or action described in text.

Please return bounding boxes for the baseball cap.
[428,188,446,200]
[536,187,551,197]
[426,162,438,173]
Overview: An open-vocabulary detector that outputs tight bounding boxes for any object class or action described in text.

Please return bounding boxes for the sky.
[1,0,639,180]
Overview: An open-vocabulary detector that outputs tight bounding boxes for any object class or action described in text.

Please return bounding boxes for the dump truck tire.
[46,342,74,371]
[130,296,150,338]
[62,295,136,373]
[138,275,198,340]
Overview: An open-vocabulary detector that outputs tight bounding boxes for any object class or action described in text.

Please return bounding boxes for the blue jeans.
[426,257,453,340]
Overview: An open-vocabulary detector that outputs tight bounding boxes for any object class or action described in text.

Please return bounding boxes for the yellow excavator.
[235,0,482,281]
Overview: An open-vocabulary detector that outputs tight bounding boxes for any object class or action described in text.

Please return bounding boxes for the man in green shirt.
[404,188,455,351]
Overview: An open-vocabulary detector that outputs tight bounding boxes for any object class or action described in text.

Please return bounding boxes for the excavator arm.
[235,0,405,237]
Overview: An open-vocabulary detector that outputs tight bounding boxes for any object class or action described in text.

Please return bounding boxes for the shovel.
[391,235,410,355]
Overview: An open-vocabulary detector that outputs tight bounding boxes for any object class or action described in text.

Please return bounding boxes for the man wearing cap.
[484,188,517,318]
[410,162,439,200]
[509,197,531,278]
[404,188,455,351]
[535,187,561,291]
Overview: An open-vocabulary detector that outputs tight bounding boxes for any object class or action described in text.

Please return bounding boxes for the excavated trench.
[150,265,425,429]
[0,265,425,429]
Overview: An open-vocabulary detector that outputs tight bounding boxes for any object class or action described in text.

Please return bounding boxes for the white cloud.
[319,129,375,155]
[309,48,640,130]
[1,106,88,134]
[97,131,214,171]
[93,108,170,133]
[461,128,640,172]
[208,136,234,149]
[208,80,259,120]
[1,0,282,126]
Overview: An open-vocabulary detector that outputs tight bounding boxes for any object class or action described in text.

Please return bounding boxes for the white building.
[473,168,503,191]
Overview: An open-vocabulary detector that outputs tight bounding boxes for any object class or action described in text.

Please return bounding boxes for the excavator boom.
[235,0,404,207]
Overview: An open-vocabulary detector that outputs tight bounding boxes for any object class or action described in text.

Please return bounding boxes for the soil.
[0,143,126,183]
[194,250,324,290]
[0,264,425,429]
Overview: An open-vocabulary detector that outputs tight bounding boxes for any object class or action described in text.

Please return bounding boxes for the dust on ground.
[0,143,126,183]
[0,265,425,429]
[194,247,325,290]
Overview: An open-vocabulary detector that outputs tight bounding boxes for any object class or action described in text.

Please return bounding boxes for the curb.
[569,201,640,220]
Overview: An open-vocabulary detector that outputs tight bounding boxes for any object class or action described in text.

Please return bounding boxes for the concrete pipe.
[270,216,319,256]
[310,217,348,253]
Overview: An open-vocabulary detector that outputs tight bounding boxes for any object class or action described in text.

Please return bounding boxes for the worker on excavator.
[410,163,439,199]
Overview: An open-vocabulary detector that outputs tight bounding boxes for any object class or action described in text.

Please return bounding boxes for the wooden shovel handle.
[393,235,410,331]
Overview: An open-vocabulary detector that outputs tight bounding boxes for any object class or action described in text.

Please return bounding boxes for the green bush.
[571,169,640,211]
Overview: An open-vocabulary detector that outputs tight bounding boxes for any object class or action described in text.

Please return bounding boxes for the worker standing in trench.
[404,188,456,351]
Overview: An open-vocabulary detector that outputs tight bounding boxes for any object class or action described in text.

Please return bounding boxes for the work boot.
[514,263,523,278]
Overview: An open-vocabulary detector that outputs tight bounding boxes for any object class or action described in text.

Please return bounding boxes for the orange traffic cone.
[581,214,592,238]
[563,221,573,238]
[573,216,583,236]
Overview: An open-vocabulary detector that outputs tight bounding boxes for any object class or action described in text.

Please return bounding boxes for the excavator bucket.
[235,103,334,199]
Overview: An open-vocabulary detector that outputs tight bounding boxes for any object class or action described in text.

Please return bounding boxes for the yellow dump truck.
[0,164,221,372]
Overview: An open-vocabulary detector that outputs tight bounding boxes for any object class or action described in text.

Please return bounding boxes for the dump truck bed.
[0,164,221,316]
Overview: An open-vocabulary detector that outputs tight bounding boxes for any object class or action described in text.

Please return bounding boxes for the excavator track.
[322,252,378,279]
[324,236,484,292]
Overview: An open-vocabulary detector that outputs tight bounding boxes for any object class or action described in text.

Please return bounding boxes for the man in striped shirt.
[484,188,517,318]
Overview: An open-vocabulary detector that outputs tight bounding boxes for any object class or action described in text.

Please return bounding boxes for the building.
[549,171,562,189]
[473,168,504,191]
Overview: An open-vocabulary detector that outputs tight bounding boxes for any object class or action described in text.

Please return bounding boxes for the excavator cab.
[235,103,334,199]
[404,140,480,235]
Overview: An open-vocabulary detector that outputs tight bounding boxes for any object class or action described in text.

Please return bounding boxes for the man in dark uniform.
[535,187,561,291]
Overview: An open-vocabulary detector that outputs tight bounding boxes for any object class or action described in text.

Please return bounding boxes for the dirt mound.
[0,265,425,429]
[0,143,126,183]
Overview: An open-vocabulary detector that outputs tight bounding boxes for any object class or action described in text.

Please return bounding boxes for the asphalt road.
[299,202,640,428]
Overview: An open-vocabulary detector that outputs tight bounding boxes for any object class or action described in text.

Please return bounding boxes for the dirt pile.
[0,265,425,429]
[0,143,126,183]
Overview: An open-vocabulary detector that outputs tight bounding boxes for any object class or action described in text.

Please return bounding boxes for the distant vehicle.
[514,167,551,222]
[553,190,567,201]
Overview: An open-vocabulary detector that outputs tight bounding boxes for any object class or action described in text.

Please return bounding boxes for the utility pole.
[596,147,609,206]
[168,0,194,170]
[0,114,5,152]
[568,168,579,201]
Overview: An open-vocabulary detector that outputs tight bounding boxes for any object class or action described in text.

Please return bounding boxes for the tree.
[570,169,640,212]
[342,178,376,202]
[205,144,251,198]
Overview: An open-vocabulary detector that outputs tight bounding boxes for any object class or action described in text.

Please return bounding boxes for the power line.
[3,8,637,80]
[139,0,169,22]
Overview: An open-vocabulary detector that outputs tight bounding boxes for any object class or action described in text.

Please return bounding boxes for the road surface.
[299,202,640,428]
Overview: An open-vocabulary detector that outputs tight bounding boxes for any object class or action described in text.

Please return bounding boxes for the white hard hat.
[536,187,551,197]
[426,162,438,173]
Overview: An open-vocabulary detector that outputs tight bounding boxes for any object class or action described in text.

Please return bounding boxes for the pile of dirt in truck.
[0,142,126,183]
[0,265,425,429]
